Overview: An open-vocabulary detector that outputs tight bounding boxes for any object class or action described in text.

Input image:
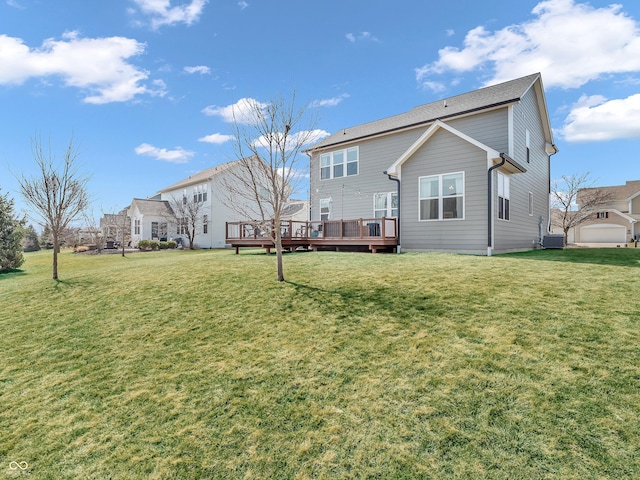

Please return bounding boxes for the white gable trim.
[386,120,500,176]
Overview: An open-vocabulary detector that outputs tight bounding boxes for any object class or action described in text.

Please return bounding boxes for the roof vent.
[443,100,447,107]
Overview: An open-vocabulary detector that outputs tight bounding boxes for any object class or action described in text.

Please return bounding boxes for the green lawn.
[1,248,639,479]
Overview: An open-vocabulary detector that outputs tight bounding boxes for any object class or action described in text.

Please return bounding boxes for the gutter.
[384,171,401,253]
[487,154,508,256]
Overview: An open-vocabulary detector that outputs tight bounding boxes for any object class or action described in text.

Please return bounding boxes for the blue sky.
[1,0,639,224]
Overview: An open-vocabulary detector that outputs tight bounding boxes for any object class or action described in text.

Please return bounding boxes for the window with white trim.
[203,215,208,234]
[597,212,609,219]
[374,192,398,218]
[320,147,358,180]
[134,219,140,235]
[419,172,464,221]
[497,172,510,221]
[319,198,331,221]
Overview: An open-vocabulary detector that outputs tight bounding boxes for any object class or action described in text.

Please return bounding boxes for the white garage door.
[580,224,626,243]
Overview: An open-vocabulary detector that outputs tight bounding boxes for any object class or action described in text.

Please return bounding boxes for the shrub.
[149,241,160,250]
[75,246,90,253]
[159,241,169,250]
[137,240,150,250]
[167,240,177,249]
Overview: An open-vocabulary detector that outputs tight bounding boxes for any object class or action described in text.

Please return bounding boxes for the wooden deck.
[226,218,398,254]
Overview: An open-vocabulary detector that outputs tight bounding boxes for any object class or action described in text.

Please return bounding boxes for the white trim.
[508,105,514,157]
[387,120,500,176]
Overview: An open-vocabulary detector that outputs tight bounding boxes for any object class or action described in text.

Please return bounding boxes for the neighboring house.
[306,72,558,255]
[128,158,269,248]
[99,209,131,245]
[565,180,640,245]
[129,198,175,246]
[280,200,309,223]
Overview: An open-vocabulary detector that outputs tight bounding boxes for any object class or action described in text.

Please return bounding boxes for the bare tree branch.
[551,172,613,245]
[16,135,90,279]
[218,92,320,281]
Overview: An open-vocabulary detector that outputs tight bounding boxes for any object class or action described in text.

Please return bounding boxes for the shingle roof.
[307,73,541,151]
[158,161,237,193]
[579,180,640,202]
[131,198,174,217]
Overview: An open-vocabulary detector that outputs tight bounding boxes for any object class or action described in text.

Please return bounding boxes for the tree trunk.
[274,221,284,282]
[52,231,59,280]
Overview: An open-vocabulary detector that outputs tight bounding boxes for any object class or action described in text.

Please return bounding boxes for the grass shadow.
[502,248,640,268]
[0,268,26,279]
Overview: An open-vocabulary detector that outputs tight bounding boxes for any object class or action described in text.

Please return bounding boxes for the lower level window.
[497,172,510,221]
[374,192,398,218]
[419,172,464,220]
[320,198,331,221]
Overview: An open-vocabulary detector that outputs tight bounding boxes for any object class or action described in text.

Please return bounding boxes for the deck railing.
[226,218,397,241]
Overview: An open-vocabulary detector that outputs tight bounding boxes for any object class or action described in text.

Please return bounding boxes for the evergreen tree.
[23,224,41,252]
[0,188,26,271]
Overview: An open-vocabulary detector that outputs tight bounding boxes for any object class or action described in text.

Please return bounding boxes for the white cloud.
[198,133,234,144]
[416,0,640,89]
[184,65,210,75]
[252,129,330,151]
[346,32,379,43]
[134,143,195,163]
[201,97,268,123]
[309,94,350,108]
[560,94,640,142]
[130,0,208,29]
[238,1,248,10]
[6,0,25,9]
[0,32,160,104]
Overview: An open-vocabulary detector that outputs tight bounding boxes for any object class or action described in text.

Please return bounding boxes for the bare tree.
[99,207,131,256]
[551,172,613,245]
[167,193,206,250]
[221,93,323,282]
[17,136,90,279]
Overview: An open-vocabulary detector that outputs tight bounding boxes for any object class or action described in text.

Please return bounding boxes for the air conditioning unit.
[542,234,564,249]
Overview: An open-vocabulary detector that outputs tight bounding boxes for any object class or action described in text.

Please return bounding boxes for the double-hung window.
[419,172,464,221]
[319,198,331,221]
[374,192,398,218]
[319,147,358,180]
[497,172,510,221]
[134,219,140,235]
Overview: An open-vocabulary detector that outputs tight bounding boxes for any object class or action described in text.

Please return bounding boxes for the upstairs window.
[320,147,359,180]
[526,129,531,163]
[597,212,609,219]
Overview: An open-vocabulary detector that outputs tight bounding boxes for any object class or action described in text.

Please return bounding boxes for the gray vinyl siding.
[400,128,488,253]
[493,88,550,251]
[310,109,507,224]
[310,129,424,221]
[448,108,509,153]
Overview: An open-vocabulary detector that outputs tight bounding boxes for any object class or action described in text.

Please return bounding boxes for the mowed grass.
[1,247,640,479]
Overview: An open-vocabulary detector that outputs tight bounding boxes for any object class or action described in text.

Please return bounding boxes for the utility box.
[542,234,565,249]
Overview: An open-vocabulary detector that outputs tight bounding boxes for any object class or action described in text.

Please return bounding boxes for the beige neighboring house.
[553,180,640,246]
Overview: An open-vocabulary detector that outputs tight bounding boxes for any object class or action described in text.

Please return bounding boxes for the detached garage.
[579,224,626,243]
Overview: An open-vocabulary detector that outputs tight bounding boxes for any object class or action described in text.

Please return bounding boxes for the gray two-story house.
[306,73,558,255]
